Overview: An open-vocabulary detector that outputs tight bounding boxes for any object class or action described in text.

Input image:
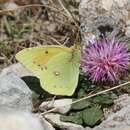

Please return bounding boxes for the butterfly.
[16,45,80,96]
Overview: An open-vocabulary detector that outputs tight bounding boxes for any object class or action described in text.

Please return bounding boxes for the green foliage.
[92,93,117,106]
[3,16,32,38]
[78,73,103,92]
[71,99,91,110]
[82,106,103,126]
[60,72,118,127]
[77,88,86,98]
[60,112,83,125]
[61,104,103,126]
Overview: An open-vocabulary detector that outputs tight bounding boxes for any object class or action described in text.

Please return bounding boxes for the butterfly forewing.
[16,46,70,76]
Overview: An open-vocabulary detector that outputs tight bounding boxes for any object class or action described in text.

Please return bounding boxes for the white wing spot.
[53,71,60,76]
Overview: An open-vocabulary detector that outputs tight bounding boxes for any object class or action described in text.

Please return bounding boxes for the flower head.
[81,37,130,82]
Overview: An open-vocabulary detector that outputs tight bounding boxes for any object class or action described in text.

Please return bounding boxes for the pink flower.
[81,37,130,82]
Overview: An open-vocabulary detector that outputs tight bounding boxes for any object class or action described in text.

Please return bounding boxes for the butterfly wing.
[16,45,70,76]
[39,50,80,96]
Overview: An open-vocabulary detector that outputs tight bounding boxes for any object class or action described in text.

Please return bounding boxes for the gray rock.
[3,1,19,10]
[1,63,33,77]
[44,113,85,130]
[2,1,21,16]
[79,0,130,45]
[41,117,56,130]
[0,72,32,111]
[113,94,130,109]
[40,0,49,5]
[0,111,44,130]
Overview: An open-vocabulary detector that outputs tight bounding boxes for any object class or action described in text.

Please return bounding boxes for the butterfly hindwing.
[39,50,80,96]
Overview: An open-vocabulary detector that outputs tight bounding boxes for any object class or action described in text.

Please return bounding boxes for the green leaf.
[92,93,117,106]
[77,88,86,98]
[82,106,103,126]
[60,112,83,125]
[3,16,12,36]
[92,95,113,106]
[71,99,91,110]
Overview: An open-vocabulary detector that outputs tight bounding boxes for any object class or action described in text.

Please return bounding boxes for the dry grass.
[0,0,80,70]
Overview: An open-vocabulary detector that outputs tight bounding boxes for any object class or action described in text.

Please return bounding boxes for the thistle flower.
[81,37,130,83]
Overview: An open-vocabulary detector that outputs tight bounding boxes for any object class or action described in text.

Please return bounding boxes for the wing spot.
[37,64,43,69]
[45,50,48,54]
[37,64,44,70]
[44,66,48,70]
[53,71,60,76]
[33,61,44,70]
[40,67,44,70]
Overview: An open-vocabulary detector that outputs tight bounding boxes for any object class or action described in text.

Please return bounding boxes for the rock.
[40,0,49,4]
[103,94,130,118]
[0,72,32,111]
[94,106,130,130]
[39,99,72,114]
[113,94,130,109]
[88,94,130,130]
[41,117,56,130]
[44,113,85,130]
[60,112,83,125]
[3,1,19,10]
[79,0,130,45]
[2,1,21,15]
[0,111,44,130]
[1,63,33,77]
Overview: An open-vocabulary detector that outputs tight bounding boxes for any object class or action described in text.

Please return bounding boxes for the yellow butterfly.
[16,45,80,96]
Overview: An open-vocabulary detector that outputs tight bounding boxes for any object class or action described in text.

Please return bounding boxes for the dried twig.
[57,0,79,28]
[0,4,68,17]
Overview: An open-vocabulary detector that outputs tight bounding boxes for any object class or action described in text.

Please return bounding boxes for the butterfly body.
[16,45,80,96]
